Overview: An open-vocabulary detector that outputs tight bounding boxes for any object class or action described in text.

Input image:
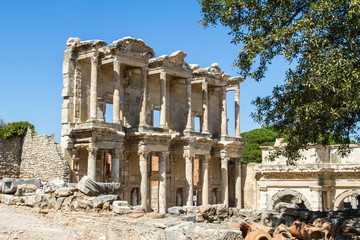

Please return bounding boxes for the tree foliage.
[200,0,360,161]
[0,121,35,140]
[241,127,284,163]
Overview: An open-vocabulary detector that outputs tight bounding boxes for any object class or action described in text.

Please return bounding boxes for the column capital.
[160,71,166,79]
[113,56,121,68]
[183,152,194,162]
[91,52,99,64]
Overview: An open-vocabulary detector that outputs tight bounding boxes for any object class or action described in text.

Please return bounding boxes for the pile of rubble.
[1,177,360,239]
[0,176,128,213]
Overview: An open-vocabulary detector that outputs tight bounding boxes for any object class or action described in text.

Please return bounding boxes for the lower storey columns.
[111,149,122,182]
[221,154,229,206]
[159,152,168,214]
[235,159,242,208]
[87,146,97,180]
[184,152,194,206]
[139,149,148,211]
[201,155,210,206]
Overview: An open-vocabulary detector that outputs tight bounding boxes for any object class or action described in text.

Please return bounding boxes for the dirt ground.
[0,204,192,240]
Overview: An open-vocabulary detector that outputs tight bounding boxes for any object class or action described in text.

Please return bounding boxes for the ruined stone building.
[60,37,245,213]
[242,140,360,212]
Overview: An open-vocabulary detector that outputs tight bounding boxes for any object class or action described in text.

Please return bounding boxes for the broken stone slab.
[63,195,76,210]
[24,195,36,207]
[96,194,119,204]
[168,206,186,215]
[113,200,130,207]
[76,176,102,196]
[14,184,37,196]
[56,197,66,210]
[36,193,56,209]
[164,223,193,240]
[43,178,67,193]
[97,182,122,195]
[113,206,131,214]
[184,206,197,213]
[192,226,243,240]
[54,187,77,197]
[132,205,146,212]
[78,200,93,210]
[1,178,41,194]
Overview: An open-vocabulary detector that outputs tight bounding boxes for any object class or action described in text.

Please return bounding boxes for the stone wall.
[20,130,70,182]
[0,136,22,178]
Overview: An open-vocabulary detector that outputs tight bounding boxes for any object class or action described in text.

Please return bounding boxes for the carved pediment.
[67,38,107,51]
[192,63,230,81]
[108,36,155,59]
[149,50,191,70]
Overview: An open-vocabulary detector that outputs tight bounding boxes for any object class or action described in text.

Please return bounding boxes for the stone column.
[235,159,242,208]
[113,57,121,124]
[87,146,97,180]
[221,86,227,138]
[159,152,168,213]
[235,85,240,137]
[184,152,194,206]
[89,52,99,120]
[202,81,209,134]
[201,155,210,206]
[221,154,229,206]
[184,77,193,132]
[111,149,121,182]
[139,149,148,211]
[159,71,167,128]
[139,66,149,127]
[170,154,176,206]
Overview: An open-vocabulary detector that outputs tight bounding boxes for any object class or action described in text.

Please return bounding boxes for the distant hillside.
[241,127,286,163]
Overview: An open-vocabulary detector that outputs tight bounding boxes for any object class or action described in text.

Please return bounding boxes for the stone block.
[97,194,119,204]
[193,226,243,240]
[97,182,122,195]
[113,200,130,207]
[56,197,66,210]
[168,206,186,215]
[76,176,102,196]
[113,205,132,214]
[54,187,77,197]
[14,184,37,196]
[24,195,36,207]
[2,178,41,194]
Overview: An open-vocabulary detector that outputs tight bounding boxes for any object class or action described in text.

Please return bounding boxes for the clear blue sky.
[0,0,288,142]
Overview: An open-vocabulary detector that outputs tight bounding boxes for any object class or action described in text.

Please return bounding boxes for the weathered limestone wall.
[241,163,258,210]
[0,136,22,179]
[20,131,70,182]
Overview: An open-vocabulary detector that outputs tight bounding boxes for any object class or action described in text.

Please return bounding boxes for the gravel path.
[0,205,88,240]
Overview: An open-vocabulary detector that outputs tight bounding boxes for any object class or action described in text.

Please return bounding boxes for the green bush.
[0,121,35,140]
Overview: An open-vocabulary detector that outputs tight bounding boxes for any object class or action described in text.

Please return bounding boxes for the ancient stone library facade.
[60,37,245,213]
[1,36,359,214]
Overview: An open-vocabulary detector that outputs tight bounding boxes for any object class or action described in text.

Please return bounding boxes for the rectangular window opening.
[194,116,201,132]
[153,110,160,127]
[105,104,113,123]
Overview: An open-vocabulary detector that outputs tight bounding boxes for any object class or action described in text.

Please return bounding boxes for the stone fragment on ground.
[76,176,102,196]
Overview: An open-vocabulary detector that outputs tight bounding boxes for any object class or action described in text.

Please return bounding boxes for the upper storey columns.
[202,81,209,134]
[89,52,99,120]
[221,85,228,138]
[235,85,240,138]
[112,57,125,126]
[159,71,167,128]
[139,66,149,127]
[184,77,193,133]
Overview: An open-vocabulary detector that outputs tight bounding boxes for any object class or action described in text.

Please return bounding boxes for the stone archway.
[267,189,311,211]
[334,190,360,210]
